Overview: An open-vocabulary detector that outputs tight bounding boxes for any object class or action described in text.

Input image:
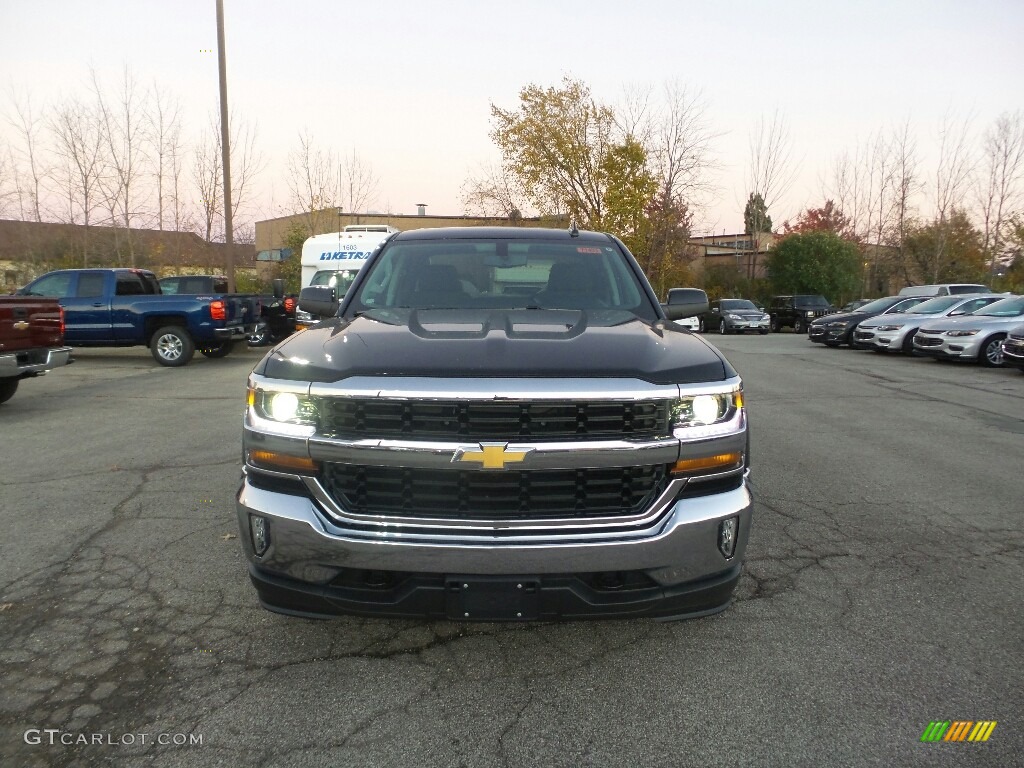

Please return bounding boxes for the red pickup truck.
[0,297,73,404]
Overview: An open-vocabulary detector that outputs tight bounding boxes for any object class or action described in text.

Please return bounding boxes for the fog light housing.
[718,517,738,558]
[250,515,270,556]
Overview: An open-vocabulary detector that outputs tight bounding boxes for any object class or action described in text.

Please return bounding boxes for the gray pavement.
[0,336,1021,767]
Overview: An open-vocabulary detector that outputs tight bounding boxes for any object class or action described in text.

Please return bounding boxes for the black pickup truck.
[238,227,752,622]
[158,275,296,347]
[18,268,255,366]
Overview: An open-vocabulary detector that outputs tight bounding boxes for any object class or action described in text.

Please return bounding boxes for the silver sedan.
[854,294,1007,353]
[912,296,1024,366]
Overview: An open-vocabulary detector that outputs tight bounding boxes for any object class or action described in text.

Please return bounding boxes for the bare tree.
[191,113,262,243]
[924,110,975,281]
[747,110,799,218]
[339,149,379,215]
[92,67,150,266]
[0,143,17,217]
[192,122,222,243]
[147,84,184,232]
[285,130,338,234]
[461,161,523,218]
[5,89,49,222]
[49,96,106,264]
[890,120,920,280]
[649,81,720,215]
[745,110,799,277]
[977,111,1024,277]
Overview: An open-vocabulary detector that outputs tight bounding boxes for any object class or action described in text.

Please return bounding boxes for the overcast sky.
[2,0,1022,234]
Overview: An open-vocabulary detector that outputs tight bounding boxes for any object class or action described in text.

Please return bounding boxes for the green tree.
[602,138,657,242]
[271,221,308,294]
[903,209,986,284]
[489,78,620,228]
[743,193,772,235]
[766,230,861,303]
[997,215,1024,291]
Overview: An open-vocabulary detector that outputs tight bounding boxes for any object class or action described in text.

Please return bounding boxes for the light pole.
[216,0,235,291]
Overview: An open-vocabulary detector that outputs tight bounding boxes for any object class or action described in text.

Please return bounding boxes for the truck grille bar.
[318,399,672,441]
[320,463,668,519]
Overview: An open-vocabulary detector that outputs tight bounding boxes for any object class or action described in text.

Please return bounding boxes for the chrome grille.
[318,399,672,441]
[320,463,669,519]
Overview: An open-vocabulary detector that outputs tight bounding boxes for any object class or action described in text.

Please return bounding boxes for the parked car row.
[808,292,1023,369]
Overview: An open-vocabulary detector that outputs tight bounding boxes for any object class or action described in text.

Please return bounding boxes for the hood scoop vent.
[407,309,587,340]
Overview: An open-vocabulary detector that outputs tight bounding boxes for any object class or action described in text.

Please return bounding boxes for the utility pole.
[216,0,235,291]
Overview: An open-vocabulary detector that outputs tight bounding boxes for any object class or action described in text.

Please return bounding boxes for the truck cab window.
[116,276,147,296]
[27,273,73,298]
[76,273,106,297]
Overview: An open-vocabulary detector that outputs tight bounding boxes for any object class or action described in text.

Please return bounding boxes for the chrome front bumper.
[236,475,752,585]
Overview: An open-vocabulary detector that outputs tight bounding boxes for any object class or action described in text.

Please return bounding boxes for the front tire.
[150,326,195,367]
[979,335,1006,367]
[719,319,728,335]
[793,318,805,334]
[199,341,235,359]
[698,317,705,333]
[901,330,918,354]
[0,378,18,405]
[769,317,779,333]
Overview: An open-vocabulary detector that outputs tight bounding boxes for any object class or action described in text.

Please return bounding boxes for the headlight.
[875,324,904,331]
[726,313,741,320]
[805,310,815,317]
[762,314,770,321]
[827,321,850,330]
[671,386,744,439]
[247,383,318,438]
[946,329,979,337]
[250,389,317,424]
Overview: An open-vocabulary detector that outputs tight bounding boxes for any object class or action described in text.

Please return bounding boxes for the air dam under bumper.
[236,479,752,621]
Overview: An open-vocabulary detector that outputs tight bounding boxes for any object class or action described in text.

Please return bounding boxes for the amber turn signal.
[248,450,319,473]
[670,452,743,475]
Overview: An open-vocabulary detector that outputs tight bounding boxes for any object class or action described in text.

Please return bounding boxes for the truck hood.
[258,309,732,385]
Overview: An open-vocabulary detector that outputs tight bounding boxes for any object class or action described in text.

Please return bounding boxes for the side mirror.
[272,278,285,299]
[661,287,710,320]
[298,286,339,318]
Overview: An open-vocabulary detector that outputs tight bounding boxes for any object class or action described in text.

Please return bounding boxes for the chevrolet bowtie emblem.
[454,443,533,469]
[13,321,30,331]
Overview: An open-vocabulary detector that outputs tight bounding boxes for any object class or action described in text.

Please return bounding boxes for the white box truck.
[295,225,399,329]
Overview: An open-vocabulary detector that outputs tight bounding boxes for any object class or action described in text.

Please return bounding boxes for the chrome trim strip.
[305,376,740,401]
[302,475,689,536]
[308,436,683,470]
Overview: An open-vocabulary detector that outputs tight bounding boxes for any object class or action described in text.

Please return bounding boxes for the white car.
[673,315,700,331]
[912,296,1024,366]
[853,294,1006,353]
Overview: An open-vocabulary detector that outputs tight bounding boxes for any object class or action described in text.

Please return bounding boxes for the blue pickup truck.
[17,268,256,366]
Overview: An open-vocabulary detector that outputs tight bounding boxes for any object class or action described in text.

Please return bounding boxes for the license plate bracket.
[445,576,540,621]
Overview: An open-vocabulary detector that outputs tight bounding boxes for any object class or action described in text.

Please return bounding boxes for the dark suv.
[768,295,834,333]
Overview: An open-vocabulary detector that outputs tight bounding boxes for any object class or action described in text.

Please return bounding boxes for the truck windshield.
[348,238,656,319]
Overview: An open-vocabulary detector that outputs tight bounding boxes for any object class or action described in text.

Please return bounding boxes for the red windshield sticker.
[576,247,602,253]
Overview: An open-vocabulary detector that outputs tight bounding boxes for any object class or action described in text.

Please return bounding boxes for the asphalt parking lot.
[1,335,1021,767]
